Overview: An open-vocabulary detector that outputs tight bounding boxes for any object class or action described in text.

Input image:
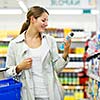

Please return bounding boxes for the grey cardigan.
[6,33,69,100]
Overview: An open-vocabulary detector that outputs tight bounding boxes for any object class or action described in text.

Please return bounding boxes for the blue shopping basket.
[0,78,22,100]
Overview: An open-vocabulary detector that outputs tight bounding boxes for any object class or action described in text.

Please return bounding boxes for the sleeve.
[49,36,69,72]
[5,41,21,77]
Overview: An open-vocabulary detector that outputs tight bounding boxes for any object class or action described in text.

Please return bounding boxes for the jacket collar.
[14,31,46,43]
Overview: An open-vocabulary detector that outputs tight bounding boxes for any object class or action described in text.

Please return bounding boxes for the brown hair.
[19,6,49,34]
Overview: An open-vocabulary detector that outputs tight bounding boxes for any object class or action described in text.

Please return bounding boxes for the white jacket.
[6,33,69,100]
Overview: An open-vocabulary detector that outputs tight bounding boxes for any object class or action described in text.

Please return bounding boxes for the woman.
[6,6,71,100]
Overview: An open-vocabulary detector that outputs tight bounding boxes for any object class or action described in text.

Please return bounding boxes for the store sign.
[49,0,96,9]
[51,0,80,6]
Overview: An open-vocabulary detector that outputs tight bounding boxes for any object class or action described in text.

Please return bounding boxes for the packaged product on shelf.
[97,82,100,99]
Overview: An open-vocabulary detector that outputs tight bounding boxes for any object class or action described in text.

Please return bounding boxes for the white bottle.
[65,32,74,41]
[59,32,74,51]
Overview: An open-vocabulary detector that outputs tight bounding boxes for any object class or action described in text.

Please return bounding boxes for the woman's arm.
[6,41,18,77]
[49,36,70,72]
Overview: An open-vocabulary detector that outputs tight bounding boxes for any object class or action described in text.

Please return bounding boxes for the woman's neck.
[25,28,40,39]
[25,29,42,48]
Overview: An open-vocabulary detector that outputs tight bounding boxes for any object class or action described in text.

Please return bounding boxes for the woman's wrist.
[16,65,22,74]
[62,53,69,61]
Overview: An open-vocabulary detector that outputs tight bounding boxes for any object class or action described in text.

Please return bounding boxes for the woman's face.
[33,12,48,33]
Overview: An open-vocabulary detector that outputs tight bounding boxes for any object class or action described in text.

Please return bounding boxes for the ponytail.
[19,20,30,34]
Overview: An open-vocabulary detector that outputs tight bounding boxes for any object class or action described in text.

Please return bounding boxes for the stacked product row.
[58,70,88,100]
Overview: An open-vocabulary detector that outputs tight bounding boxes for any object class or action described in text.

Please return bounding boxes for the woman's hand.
[16,58,32,73]
[62,39,71,60]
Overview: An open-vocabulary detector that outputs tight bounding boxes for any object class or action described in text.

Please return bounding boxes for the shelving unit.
[0,41,8,79]
[44,1,99,99]
[0,41,9,68]
[0,31,18,79]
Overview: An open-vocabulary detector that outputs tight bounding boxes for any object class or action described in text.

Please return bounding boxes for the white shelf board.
[55,38,87,42]
[59,54,83,57]
[63,85,84,90]
[0,37,13,42]
[69,54,84,57]
[0,54,6,57]
[65,62,84,68]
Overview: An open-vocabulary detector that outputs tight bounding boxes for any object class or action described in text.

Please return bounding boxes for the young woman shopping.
[6,6,71,100]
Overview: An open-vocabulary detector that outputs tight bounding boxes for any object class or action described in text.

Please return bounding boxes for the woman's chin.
[40,30,45,33]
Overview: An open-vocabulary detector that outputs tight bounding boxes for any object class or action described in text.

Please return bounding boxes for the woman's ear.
[30,16,35,23]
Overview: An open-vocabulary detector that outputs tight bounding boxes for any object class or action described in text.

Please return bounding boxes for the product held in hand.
[59,32,74,51]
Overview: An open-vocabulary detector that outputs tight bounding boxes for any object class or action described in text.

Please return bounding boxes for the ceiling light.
[91,9,99,14]
[48,9,82,15]
[0,9,22,14]
[17,0,28,12]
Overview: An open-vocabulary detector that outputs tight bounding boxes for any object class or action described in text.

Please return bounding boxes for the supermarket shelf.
[63,85,84,90]
[55,38,87,42]
[61,68,83,73]
[0,54,6,57]
[0,37,13,42]
[66,62,84,68]
[0,68,8,72]
[69,54,84,57]
[59,54,84,57]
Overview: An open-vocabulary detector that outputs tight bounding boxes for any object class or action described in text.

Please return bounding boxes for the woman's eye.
[42,20,45,22]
